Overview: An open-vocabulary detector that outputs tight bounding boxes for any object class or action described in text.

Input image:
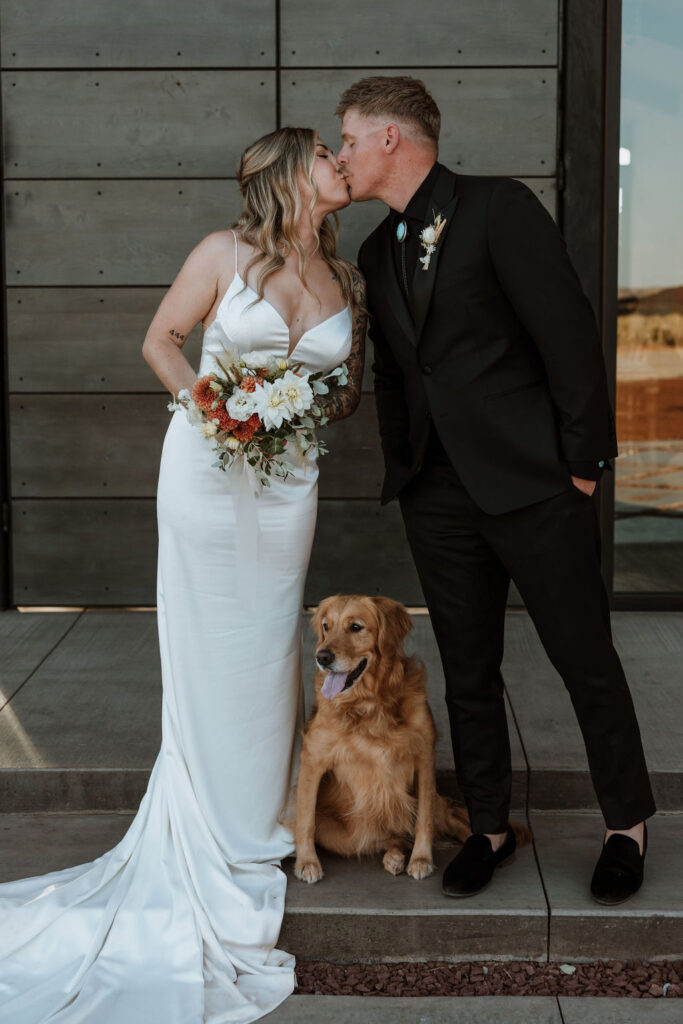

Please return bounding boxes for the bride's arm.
[142,232,229,397]
[316,265,367,424]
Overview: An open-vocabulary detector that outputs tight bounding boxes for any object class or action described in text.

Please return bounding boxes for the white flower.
[277,357,289,371]
[201,420,218,438]
[278,369,313,416]
[184,400,204,427]
[253,380,293,430]
[240,350,279,372]
[418,212,447,271]
[226,389,259,422]
[225,436,241,450]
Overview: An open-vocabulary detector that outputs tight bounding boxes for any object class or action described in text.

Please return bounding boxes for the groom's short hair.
[336,76,440,146]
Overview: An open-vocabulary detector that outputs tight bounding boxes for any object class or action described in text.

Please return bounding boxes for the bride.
[0,128,366,1024]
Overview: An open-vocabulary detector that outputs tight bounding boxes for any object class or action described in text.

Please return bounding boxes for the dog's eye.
[350,622,364,632]
[322,622,328,632]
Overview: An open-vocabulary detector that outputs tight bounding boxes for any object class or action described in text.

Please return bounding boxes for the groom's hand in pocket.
[571,475,597,496]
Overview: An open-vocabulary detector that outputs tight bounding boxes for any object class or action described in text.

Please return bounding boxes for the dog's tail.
[434,794,471,844]
[435,794,533,848]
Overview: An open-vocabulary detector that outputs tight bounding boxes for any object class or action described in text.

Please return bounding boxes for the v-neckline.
[235,273,349,360]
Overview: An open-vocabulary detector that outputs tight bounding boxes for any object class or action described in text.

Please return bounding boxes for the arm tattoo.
[168,328,186,341]
[317,265,367,425]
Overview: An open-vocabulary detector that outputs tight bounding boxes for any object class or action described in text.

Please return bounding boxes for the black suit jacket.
[357,163,618,513]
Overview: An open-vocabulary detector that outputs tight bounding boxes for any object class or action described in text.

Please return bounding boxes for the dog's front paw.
[294,858,324,884]
[382,848,406,875]
[407,855,434,880]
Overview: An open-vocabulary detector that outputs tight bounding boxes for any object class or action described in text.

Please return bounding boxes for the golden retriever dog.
[290,594,532,884]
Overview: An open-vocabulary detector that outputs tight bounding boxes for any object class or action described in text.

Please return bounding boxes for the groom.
[336,76,656,902]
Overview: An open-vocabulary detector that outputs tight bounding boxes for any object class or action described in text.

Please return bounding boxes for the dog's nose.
[316,649,335,668]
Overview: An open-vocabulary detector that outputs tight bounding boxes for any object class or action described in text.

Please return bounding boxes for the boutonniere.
[419,212,447,271]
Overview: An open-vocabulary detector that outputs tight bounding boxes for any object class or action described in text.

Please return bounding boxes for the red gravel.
[294,959,682,998]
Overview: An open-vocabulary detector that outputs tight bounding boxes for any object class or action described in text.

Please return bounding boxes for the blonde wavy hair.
[233,127,357,310]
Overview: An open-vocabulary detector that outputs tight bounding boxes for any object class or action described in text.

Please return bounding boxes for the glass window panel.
[614,0,683,593]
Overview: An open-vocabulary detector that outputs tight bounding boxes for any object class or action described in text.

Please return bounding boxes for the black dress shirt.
[387,165,607,482]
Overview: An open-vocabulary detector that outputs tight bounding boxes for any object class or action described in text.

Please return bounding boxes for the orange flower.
[192,374,219,412]
[212,406,240,432]
[232,413,261,442]
[240,375,259,392]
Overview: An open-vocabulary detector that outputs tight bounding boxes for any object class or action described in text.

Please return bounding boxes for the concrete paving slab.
[263,995,562,1023]
[280,827,547,963]
[559,997,683,1022]
[503,611,683,811]
[531,811,683,962]
[0,610,79,707]
[0,612,161,809]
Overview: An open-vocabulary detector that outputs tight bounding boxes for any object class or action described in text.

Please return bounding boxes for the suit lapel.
[411,166,460,342]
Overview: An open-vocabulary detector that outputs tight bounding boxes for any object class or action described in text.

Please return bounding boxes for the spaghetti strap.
[230,228,239,274]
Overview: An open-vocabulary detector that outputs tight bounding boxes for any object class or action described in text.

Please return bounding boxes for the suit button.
[423,364,432,374]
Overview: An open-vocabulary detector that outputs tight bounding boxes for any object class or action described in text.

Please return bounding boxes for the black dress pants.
[398,426,657,835]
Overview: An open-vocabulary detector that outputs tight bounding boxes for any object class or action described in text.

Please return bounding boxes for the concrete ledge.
[559,997,683,1022]
[263,995,562,1023]
[279,838,547,963]
[2,810,682,964]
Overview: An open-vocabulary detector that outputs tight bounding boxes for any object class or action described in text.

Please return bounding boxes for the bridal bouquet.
[168,345,348,486]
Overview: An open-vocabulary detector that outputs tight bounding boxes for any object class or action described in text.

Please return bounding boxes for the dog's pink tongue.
[321,671,348,699]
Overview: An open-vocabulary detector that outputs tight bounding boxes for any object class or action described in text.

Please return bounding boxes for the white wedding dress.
[0,230,353,1024]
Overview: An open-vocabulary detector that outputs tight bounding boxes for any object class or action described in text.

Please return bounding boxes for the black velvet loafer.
[442,824,517,897]
[590,822,648,905]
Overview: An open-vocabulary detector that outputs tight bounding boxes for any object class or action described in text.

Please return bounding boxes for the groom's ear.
[384,124,401,155]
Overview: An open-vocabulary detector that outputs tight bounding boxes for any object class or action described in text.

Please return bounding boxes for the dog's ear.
[372,596,413,654]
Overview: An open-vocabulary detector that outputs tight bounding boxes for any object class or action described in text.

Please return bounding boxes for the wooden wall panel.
[0,0,275,68]
[10,395,170,498]
[4,178,554,290]
[282,69,557,176]
[10,396,382,499]
[11,499,423,606]
[4,180,243,285]
[7,288,202,392]
[305,501,423,604]
[11,500,157,605]
[281,0,557,67]
[3,72,276,178]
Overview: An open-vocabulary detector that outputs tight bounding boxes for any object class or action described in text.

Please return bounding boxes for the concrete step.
[261,996,682,1024]
[1,810,681,964]
[1,609,681,813]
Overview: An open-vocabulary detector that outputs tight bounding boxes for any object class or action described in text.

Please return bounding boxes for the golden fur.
[286,594,532,883]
